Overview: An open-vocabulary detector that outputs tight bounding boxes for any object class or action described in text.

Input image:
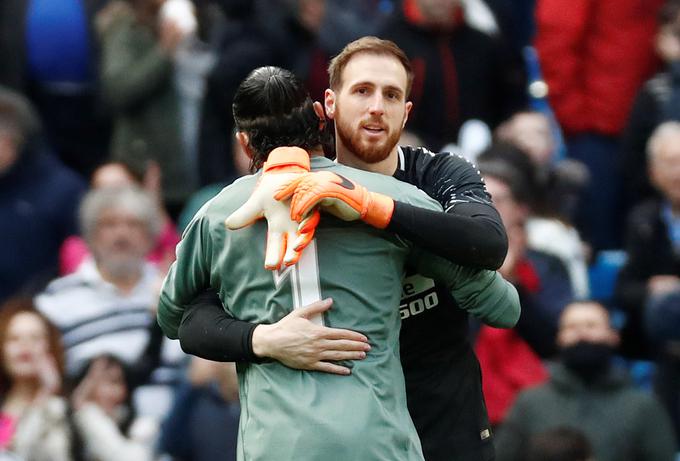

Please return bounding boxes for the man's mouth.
[362,125,386,134]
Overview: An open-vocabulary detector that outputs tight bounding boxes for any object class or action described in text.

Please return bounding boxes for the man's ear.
[402,101,413,128]
[236,132,254,159]
[324,89,336,120]
[313,101,326,129]
[313,101,325,120]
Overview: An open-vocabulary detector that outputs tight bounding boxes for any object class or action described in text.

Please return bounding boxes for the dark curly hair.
[232,66,331,170]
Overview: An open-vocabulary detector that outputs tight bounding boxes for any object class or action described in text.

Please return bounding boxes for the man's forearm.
[179,291,260,362]
[388,201,508,270]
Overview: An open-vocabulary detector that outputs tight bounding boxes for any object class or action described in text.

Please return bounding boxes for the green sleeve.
[157,215,213,339]
[412,250,520,328]
[99,14,173,112]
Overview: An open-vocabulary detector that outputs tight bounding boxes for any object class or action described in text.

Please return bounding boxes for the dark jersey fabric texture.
[178,146,505,461]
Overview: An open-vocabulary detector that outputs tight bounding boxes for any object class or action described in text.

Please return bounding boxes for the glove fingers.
[264,232,286,270]
[282,231,301,267]
[273,176,303,202]
[290,186,326,222]
[292,209,320,253]
[298,209,321,234]
[225,197,263,230]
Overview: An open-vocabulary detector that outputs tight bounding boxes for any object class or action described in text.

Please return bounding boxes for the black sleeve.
[178,289,261,362]
[391,147,508,269]
[387,201,507,269]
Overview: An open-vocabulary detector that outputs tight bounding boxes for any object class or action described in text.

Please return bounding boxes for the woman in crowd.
[0,298,156,461]
[0,298,70,460]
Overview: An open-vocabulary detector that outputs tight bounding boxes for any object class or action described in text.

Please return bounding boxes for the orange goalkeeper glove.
[275,171,395,229]
[225,147,321,270]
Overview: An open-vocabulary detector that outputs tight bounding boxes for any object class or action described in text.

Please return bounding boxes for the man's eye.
[357,88,368,94]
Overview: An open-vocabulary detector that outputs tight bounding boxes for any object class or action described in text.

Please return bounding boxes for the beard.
[93,244,146,281]
[334,105,402,164]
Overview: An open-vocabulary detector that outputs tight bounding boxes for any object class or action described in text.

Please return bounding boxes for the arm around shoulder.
[452,269,520,328]
[413,251,520,328]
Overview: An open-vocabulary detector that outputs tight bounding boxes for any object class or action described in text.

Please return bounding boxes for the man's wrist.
[251,324,274,358]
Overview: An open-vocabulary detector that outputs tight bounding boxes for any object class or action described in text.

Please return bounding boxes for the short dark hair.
[328,36,414,96]
[232,66,330,170]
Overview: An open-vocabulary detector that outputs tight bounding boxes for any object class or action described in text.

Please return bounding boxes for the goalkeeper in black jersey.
[176,37,513,461]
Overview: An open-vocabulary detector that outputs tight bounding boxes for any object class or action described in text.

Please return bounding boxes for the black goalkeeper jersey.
[392,146,497,461]
[179,146,507,461]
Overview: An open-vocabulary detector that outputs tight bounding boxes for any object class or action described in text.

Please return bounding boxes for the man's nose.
[368,94,385,115]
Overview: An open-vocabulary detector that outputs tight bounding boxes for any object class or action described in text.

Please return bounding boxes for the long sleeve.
[158,214,213,339]
[179,290,259,362]
[12,398,71,461]
[411,250,520,328]
[392,148,508,270]
[388,201,507,270]
[74,404,154,461]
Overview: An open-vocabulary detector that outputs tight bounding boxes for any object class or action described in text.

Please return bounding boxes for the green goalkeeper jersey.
[158,156,517,461]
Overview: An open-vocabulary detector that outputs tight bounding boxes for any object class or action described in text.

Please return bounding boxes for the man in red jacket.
[534,0,664,252]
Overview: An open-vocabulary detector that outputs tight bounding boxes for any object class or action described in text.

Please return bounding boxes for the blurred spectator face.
[498,113,555,166]
[91,163,136,189]
[557,302,618,349]
[649,131,680,206]
[297,0,325,33]
[91,207,153,279]
[656,11,680,63]
[416,0,460,26]
[2,312,50,381]
[91,357,128,416]
[483,175,529,228]
[327,52,412,164]
[0,132,18,175]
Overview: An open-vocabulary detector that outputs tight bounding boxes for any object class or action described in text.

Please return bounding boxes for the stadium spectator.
[96,0,197,216]
[534,0,664,251]
[379,0,526,150]
[0,86,86,305]
[478,158,573,354]
[35,186,186,422]
[0,0,111,178]
[480,136,590,298]
[616,121,680,443]
[68,354,156,461]
[622,0,680,214]
[158,357,239,461]
[494,300,677,461]
[474,158,580,425]
[0,298,71,461]
[59,161,180,275]
[196,0,280,186]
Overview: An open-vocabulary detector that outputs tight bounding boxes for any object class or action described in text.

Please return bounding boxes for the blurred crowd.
[1,0,680,459]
